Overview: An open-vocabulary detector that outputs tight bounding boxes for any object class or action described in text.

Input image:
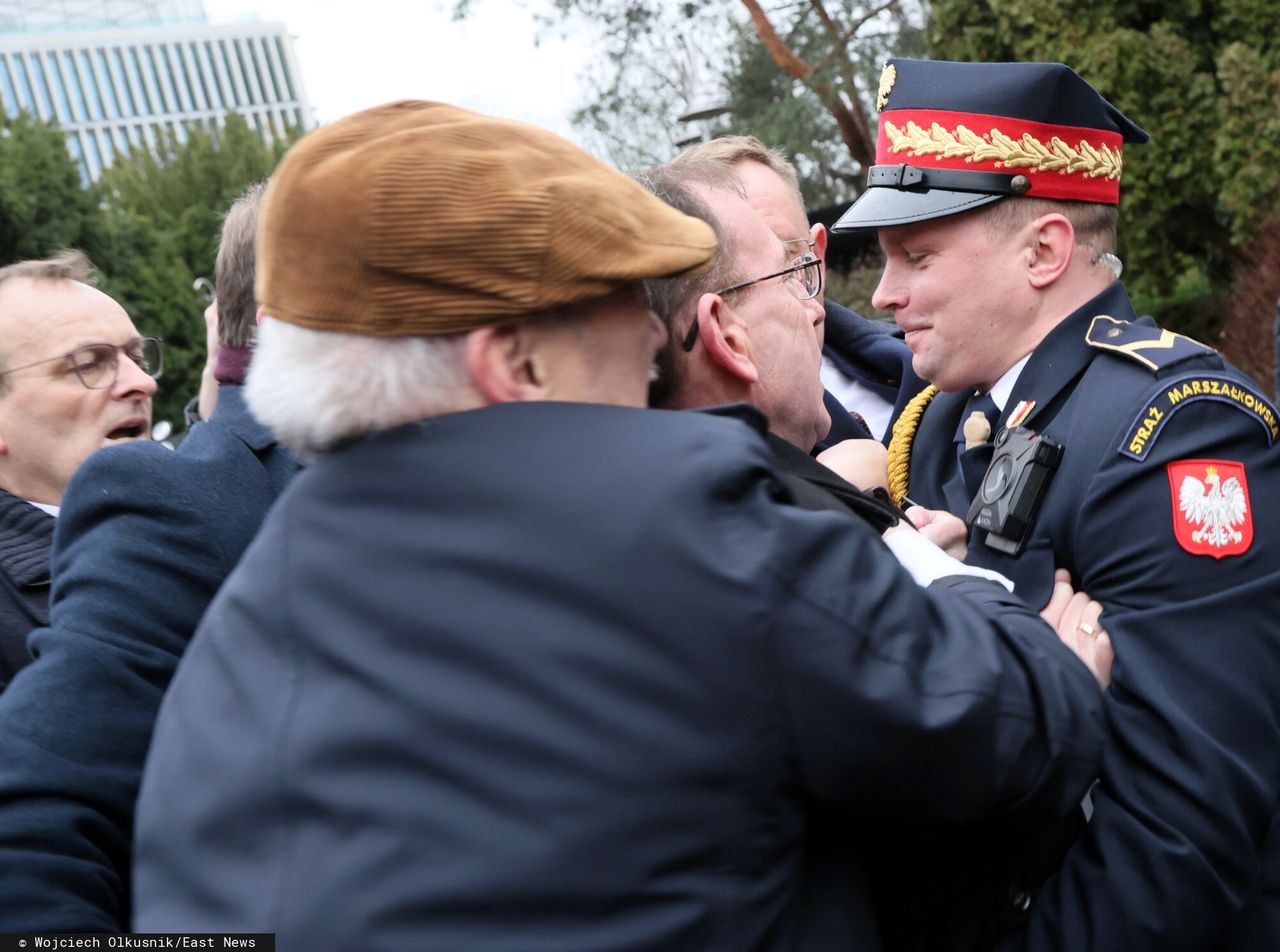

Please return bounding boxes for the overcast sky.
[201,0,592,144]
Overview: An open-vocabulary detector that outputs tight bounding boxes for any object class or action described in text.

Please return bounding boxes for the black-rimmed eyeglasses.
[0,336,164,390]
[681,254,823,351]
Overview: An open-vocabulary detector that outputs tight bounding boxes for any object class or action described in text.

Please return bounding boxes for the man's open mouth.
[106,422,147,440]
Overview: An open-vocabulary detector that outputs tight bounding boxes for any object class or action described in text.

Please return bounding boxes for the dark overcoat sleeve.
[0,432,291,931]
[765,504,1106,834]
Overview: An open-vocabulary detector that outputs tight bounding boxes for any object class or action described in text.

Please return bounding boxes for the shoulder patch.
[1086,315,1216,372]
[1168,459,1253,558]
[1120,371,1280,460]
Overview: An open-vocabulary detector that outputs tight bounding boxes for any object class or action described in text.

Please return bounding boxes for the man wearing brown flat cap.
[134,100,1107,950]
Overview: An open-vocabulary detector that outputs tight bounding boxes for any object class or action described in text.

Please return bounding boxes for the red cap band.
[876,108,1125,204]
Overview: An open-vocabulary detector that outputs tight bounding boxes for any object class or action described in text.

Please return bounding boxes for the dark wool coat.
[135,401,1103,951]
[0,386,299,932]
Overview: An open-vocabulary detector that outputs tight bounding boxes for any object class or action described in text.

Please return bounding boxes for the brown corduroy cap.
[257,100,717,336]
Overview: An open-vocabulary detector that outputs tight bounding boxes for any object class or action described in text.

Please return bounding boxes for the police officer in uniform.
[834,58,1280,951]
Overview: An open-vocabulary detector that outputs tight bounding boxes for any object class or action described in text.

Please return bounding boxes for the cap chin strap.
[867,163,1032,196]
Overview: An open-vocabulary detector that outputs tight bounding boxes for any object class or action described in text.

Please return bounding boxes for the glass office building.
[0,1,312,180]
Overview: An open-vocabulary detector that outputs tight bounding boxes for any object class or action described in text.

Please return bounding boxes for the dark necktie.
[955,392,999,456]
[954,392,1000,497]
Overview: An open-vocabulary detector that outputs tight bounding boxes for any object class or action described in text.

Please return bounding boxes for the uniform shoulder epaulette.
[1086,315,1216,372]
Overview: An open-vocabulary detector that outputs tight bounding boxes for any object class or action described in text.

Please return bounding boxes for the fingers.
[1038,569,1111,689]
[1060,591,1092,633]
[1039,568,1074,627]
[1070,596,1103,641]
[1063,597,1109,690]
[904,505,930,529]
[1091,630,1114,690]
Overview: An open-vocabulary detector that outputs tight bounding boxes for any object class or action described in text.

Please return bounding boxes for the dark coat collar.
[1005,282,1139,430]
[208,384,277,452]
[0,489,54,586]
[907,282,1139,515]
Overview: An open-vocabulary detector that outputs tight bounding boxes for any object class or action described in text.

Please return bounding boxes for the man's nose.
[806,296,826,342]
[114,355,158,398]
[871,267,905,312]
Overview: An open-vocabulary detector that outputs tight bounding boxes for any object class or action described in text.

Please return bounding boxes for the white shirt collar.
[984,354,1032,412]
[29,501,59,517]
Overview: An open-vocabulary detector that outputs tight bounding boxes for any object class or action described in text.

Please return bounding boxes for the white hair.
[246,317,476,457]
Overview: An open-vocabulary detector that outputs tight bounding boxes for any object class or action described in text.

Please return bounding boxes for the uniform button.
[1106,327,1123,338]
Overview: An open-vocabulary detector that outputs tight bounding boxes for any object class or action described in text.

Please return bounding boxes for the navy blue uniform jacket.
[0,386,299,931]
[899,283,1280,951]
[134,402,1103,950]
[820,300,920,445]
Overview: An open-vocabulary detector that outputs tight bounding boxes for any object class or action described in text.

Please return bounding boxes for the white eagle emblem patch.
[1168,459,1253,558]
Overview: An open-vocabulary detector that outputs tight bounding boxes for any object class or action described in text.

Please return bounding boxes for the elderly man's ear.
[692,293,759,384]
[810,222,828,264]
[468,323,578,404]
[466,323,552,404]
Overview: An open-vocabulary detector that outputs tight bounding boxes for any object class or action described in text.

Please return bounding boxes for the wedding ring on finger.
[1076,621,1099,637]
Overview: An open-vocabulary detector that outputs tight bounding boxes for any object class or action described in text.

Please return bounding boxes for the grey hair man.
[0,184,299,932]
[0,250,158,688]
[132,100,1104,951]
[669,135,919,443]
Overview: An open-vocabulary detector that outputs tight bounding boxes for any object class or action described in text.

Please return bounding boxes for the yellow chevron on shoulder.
[1085,315,1214,372]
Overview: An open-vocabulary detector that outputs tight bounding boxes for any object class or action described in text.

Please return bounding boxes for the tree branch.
[739,0,813,81]
[738,0,875,169]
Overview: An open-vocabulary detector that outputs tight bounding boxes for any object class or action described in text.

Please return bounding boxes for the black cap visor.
[832,163,1029,233]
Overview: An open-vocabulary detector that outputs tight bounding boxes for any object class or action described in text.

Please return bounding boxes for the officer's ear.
[694,292,758,384]
[1025,213,1074,289]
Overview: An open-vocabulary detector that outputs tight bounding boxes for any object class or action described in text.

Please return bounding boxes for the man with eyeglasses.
[645,161,830,453]
[0,250,158,691]
[668,135,921,446]
[0,186,300,932]
[642,160,925,523]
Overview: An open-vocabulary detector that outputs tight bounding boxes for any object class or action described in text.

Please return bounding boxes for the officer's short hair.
[980,197,1118,256]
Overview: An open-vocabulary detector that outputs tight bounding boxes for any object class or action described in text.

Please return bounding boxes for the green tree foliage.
[90,114,300,426]
[0,112,98,265]
[727,1,926,201]
[0,110,299,427]
[721,2,927,206]
[927,0,1280,345]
